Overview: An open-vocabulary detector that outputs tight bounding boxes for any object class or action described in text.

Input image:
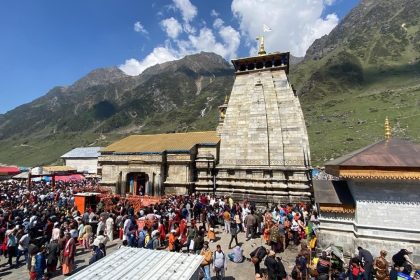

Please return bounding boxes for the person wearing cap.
[200,241,213,280]
[374,250,390,280]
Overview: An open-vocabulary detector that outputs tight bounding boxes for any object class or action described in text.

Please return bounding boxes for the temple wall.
[318,229,420,264]
[98,154,164,195]
[348,180,420,238]
[318,180,420,263]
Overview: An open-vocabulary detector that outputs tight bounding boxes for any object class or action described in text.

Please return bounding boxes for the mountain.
[289,0,420,164]
[0,52,234,165]
[0,0,419,166]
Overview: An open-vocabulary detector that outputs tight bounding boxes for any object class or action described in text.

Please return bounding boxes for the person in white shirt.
[105,215,114,241]
[97,217,105,237]
[123,217,131,241]
[17,232,30,265]
[213,244,227,279]
[92,230,108,250]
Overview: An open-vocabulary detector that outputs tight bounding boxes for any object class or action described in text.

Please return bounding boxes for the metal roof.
[61,147,102,159]
[325,139,420,168]
[67,247,204,280]
[313,180,354,205]
[101,131,219,154]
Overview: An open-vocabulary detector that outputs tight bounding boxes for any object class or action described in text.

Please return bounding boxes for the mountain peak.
[69,67,127,91]
[141,52,231,76]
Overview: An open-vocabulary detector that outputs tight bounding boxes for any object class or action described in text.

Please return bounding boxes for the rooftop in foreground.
[67,247,204,280]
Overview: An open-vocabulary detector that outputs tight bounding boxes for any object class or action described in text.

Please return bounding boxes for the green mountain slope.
[290,0,420,164]
[0,53,234,166]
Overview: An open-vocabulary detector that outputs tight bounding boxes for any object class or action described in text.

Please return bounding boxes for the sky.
[0,0,359,114]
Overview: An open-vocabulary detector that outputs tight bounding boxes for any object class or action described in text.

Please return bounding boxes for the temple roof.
[326,138,420,168]
[325,138,420,180]
[101,131,219,154]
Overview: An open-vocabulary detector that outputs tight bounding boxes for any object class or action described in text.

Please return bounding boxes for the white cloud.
[324,0,335,6]
[173,0,197,23]
[185,26,240,60]
[231,0,339,57]
[161,17,183,39]
[120,0,242,76]
[119,47,178,76]
[183,22,196,34]
[133,21,148,34]
[210,9,219,17]
[213,18,224,29]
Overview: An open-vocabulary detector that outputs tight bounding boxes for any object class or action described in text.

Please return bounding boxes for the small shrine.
[314,118,420,262]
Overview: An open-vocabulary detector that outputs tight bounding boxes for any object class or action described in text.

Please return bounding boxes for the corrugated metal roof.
[61,147,102,158]
[68,247,204,280]
[102,131,219,154]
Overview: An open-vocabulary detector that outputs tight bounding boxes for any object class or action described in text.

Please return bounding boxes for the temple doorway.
[126,173,150,196]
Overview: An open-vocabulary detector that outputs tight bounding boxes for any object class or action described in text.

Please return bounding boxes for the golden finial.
[385,117,392,140]
[256,36,266,56]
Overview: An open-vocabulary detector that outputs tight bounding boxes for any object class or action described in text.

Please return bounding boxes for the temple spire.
[385,117,392,140]
[256,36,266,56]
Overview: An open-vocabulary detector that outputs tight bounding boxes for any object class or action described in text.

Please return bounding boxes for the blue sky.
[0,0,358,114]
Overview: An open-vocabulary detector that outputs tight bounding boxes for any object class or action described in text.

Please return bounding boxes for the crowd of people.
[0,179,418,280]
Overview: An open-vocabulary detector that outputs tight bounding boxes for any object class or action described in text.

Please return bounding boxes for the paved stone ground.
[0,226,302,280]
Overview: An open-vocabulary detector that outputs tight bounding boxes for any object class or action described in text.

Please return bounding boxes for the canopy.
[12,171,29,179]
[0,166,21,176]
[54,174,85,182]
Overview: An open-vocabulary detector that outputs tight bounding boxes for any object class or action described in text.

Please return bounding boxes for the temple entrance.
[126,173,150,196]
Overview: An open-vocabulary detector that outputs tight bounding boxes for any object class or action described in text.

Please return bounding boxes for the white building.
[314,138,420,263]
[61,147,101,174]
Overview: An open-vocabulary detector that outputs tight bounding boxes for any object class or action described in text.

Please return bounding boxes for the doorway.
[126,173,150,196]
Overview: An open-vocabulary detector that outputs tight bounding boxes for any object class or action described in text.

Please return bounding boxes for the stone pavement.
[0,227,301,280]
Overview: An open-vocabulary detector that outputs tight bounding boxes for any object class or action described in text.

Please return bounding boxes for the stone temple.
[210,42,311,203]
[99,41,312,203]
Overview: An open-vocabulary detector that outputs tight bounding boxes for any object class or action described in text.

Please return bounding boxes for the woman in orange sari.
[62,233,76,276]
